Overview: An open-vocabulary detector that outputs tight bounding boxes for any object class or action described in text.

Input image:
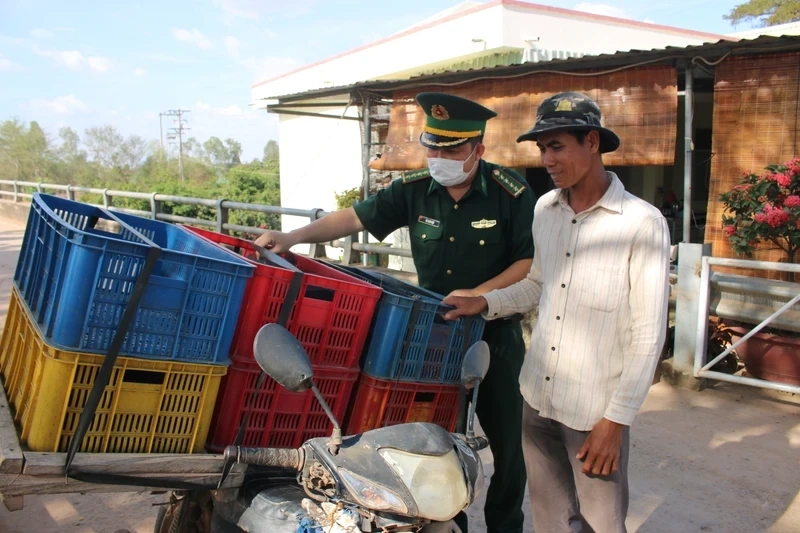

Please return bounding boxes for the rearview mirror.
[461,340,490,389]
[253,324,314,392]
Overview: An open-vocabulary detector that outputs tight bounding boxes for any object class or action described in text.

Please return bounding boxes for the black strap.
[66,244,162,472]
[67,471,217,490]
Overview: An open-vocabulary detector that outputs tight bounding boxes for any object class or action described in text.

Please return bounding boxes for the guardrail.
[0,179,412,263]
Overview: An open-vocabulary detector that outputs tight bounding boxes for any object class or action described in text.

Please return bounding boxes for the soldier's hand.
[446,288,479,298]
[441,295,488,320]
[254,231,297,253]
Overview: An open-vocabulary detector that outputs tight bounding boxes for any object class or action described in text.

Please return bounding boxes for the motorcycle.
[155,322,491,533]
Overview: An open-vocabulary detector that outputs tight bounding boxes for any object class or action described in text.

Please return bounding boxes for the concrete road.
[0,212,798,533]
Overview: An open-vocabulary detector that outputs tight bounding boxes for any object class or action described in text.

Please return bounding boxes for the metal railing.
[695,256,800,395]
[0,179,412,263]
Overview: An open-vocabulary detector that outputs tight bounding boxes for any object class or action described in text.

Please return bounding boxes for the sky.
[0,0,753,161]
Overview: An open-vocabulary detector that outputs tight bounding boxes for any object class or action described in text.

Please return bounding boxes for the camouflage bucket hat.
[516,91,620,153]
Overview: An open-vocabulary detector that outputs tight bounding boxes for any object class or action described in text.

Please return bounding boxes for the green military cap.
[516,91,620,153]
[415,92,497,149]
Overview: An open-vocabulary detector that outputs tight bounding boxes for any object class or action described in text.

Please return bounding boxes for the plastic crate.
[344,374,461,435]
[206,358,359,452]
[321,262,485,384]
[0,286,226,453]
[180,226,302,361]
[14,194,254,363]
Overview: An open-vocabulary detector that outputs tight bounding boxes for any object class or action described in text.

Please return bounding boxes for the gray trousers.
[521,403,630,533]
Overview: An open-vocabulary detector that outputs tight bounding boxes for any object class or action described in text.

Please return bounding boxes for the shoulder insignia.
[492,168,526,198]
[402,168,431,184]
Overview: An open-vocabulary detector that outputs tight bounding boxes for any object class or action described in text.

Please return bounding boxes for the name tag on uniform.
[471,219,497,229]
[418,215,440,228]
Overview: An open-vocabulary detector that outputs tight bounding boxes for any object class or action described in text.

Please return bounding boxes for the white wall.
[278,108,362,256]
[501,5,723,53]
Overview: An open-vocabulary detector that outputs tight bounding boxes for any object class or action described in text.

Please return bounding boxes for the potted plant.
[719,159,800,385]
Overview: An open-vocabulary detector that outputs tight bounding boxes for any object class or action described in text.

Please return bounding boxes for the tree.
[725,0,800,27]
[263,140,279,163]
[203,136,229,167]
[0,119,52,181]
[85,125,125,168]
[225,138,242,166]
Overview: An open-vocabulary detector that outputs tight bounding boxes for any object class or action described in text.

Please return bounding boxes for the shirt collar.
[545,171,625,214]
[427,159,489,197]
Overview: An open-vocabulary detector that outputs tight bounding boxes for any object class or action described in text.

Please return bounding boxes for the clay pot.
[728,326,800,386]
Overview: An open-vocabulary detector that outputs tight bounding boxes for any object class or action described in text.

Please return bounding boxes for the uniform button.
[422,234,427,239]
[566,252,571,257]
[561,283,566,288]
[551,346,556,351]
[447,269,453,275]
[454,204,459,210]
[479,240,485,245]
[449,236,455,242]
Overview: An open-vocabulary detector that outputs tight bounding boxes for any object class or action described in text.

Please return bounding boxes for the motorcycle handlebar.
[223,446,304,469]
[469,435,490,451]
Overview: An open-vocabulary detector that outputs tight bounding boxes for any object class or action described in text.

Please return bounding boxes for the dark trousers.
[521,404,630,533]
[455,321,527,533]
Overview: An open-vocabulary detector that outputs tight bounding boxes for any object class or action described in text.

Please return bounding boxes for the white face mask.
[428,145,478,187]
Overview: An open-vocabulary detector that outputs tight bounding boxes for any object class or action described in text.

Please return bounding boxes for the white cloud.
[224,36,240,56]
[134,67,146,76]
[171,28,213,49]
[0,56,23,71]
[573,2,629,19]
[35,46,112,71]
[223,36,297,80]
[195,101,244,116]
[212,0,263,20]
[29,95,89,115]
[139,53,200,64]
[87,56,111,72]
[644,18,656,24]
[31,28,55,39]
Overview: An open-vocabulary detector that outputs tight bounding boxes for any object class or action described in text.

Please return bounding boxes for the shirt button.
[447,269,453,275]
[566,252,571,257]
[572,219,577,224]
[561,283,566,288]
[422,234,427,239]
[551,346,556,351]
[545,377,551,381]
[449,236,455,242]
[479,240,485,245]
[454,204,459,210]
[556,316,561,320]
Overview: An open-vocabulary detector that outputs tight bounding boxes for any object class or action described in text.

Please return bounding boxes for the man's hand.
[254,231,297,253]
[576,418,625,476]
[441,295,488,320]
[445,288,479,298]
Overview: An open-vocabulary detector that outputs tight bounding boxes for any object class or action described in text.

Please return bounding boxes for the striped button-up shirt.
[483,172,670,431]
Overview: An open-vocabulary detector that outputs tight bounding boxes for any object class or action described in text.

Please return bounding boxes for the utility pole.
[163,109,191,184]
[158,112,167,161]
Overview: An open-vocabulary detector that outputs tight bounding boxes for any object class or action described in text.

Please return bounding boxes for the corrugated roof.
[267,34,800,104]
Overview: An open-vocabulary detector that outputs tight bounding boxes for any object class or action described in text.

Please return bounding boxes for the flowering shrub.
[719,159,800,265]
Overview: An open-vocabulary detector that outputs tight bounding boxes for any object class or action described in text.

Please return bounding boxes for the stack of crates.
[320,263,485,435]
[0,193,255,453]
[182,227,382,451]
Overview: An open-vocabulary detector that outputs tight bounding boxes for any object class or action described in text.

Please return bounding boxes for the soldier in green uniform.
[254,92,535,533]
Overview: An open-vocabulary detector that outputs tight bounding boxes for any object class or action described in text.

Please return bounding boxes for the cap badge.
[431,104,450,120]
[555,99,574,112]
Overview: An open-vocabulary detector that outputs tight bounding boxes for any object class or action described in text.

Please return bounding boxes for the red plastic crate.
[345,374,461,436]
[182,227,381,369]
[206,357,359,452]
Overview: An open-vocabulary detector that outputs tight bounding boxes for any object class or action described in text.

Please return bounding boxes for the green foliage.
[725,0,800,27]
[719,159,800,264]
[0,118,282,235]
[334,187,362,210]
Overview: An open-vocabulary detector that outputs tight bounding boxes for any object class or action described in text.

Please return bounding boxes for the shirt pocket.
[572,261,627,312]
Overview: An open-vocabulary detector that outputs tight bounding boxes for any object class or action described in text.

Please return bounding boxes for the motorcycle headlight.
[338,467,409,515]
[379,448,469,521]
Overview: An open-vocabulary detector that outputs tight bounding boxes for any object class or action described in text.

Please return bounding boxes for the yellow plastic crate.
[0,286,227,453]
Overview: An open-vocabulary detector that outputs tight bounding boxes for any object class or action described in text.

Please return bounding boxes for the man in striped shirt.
[444,92,671,533]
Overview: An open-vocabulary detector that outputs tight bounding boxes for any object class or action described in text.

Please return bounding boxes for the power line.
[162,109,191,184]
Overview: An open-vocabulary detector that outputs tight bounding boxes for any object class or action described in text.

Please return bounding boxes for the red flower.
[724,225,736,236]
[754,212,768,224]
[767,209,790,228]
[733,184,751,191]
[785,195,800,208]
[775,173,792,188]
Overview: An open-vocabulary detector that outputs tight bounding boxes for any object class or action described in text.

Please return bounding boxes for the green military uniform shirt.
[353,159,535,296]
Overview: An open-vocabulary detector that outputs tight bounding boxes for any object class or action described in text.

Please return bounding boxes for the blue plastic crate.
[14,193,254,363]
[318,262,485,384]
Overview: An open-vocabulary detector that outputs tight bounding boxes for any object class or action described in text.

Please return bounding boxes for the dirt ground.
[1,212,799,533]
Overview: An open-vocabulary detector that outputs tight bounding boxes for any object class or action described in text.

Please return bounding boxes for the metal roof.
[268,34,800,104]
